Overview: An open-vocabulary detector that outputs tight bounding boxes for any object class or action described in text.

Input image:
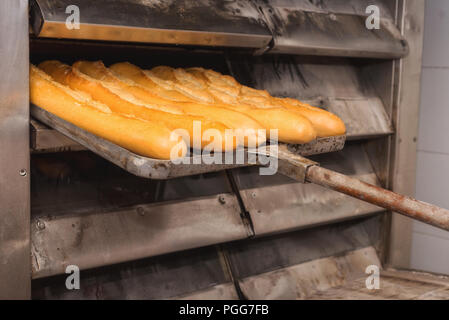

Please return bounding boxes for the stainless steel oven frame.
[0,0,425,299]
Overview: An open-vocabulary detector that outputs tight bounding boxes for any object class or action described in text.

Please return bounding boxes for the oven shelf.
[30,119,85,153]
[30,0,271,50]
[30,104,346,178]
[30,0,407,59]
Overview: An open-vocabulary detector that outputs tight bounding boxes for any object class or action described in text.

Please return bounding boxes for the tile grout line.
[417,149,449,157]
[411,230,449,242]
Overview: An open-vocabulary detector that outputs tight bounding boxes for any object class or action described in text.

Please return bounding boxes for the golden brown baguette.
[275,97,346,137]
[73,61,183,115]
[109,62,197,102]
[185,67,345,138]
[39,60,72,84]
[199,68,343,137]
[79,60,245,150]
[150,66,317,144]
[30,65,186,160]
[110,62,267,147]
[151,66,216,103]
[39,61,237,151]
[73,60,241,150]
[213,103,316,144]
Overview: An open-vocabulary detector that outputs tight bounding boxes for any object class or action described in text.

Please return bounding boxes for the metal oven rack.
[30,105,346,179]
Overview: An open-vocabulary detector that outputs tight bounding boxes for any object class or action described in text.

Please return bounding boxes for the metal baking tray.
[31,104,346,179]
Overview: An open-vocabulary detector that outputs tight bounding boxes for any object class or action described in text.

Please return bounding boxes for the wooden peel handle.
[306,166,449,231]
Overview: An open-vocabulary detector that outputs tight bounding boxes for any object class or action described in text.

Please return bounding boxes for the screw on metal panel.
[137,207,145,216]
[329,13,337,21]
[251,192,257,198]
[19,169,27,177]
[36,220,45,231]
[218,195,226,204]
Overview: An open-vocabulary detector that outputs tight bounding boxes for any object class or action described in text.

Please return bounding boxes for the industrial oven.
[2,0,449,300]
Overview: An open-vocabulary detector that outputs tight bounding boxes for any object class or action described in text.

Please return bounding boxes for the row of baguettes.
[30,60,346,160]
[30,65,186,159]
[106,62,345,138]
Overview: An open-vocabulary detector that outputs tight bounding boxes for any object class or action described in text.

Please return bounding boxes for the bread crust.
[39,61,237,151]
[110,62,267,146]
[187,66,346,138]
[275,97,346,137]
[30,65,186,160]
[35,59,345,158]
[148,65,318,143]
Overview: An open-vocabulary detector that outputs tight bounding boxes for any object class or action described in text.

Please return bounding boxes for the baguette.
[110,62,267,147]
[213,103,316,144]
[73,60,240,150]
[149,66,317,144]
[275,97,346,137]
[73,61,183,115]
[151,66,216,103]
[39,61,236,151]
[30,65,186,160]
[185,67,345,138]
[109,62,197,102]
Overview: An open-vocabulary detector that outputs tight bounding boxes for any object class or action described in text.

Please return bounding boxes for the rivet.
[19,169,27,177]
[218,195,226,204]
[36,220,45,231]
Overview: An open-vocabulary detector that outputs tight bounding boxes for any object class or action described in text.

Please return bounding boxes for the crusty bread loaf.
[73,61,183,115]
[39,60,73,85]
[109,62,198,102]
[148,65,318,144]
[35,59,345,158]
[30,65,186,160]
[111,62,318,144]
[184,67,345,137]
[39,61,237,151]
[109,62,267,146]
[74,60,263,148]
[192,67,346,137]
[274,97,346,137]
[73,60,242,150]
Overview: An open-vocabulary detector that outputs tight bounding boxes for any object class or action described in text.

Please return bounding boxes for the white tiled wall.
[410,0,449,275]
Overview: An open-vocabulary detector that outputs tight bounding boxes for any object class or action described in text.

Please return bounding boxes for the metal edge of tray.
[30,105,346,179]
